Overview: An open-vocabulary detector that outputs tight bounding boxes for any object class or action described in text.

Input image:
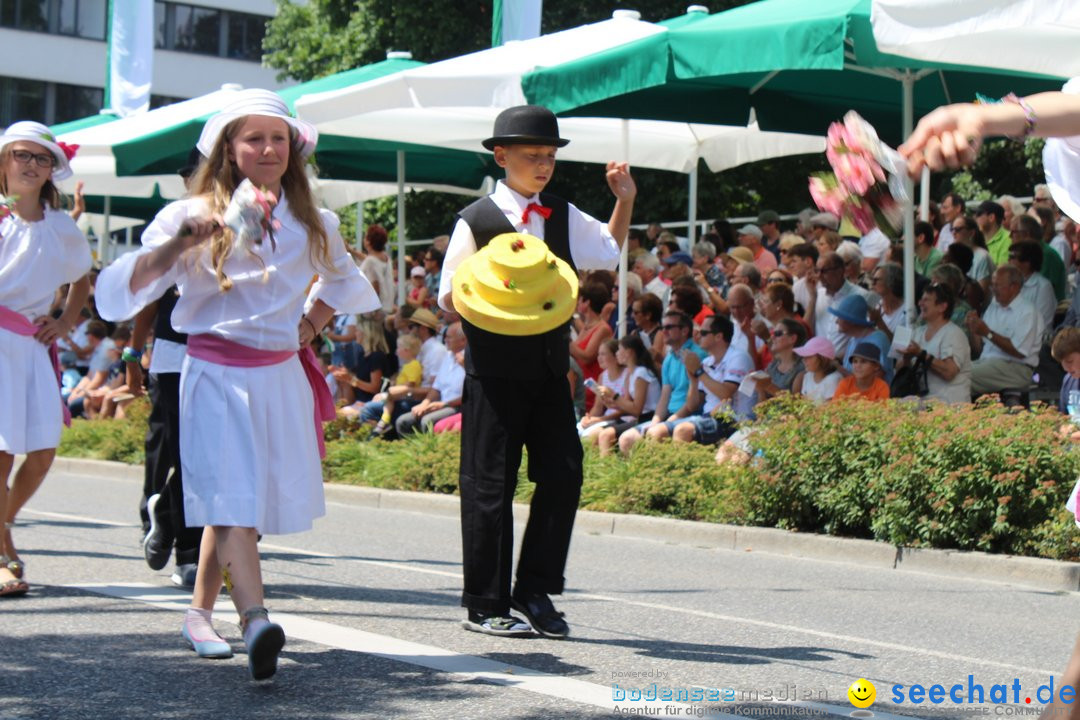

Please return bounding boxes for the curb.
[53,456,1080,594]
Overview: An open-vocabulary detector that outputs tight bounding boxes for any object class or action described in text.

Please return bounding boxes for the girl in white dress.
[0,122,91,598]
[95,90,379,679]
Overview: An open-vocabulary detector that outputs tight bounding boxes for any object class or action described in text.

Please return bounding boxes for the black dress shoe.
[142,494,172,571]
[510,590,569,639]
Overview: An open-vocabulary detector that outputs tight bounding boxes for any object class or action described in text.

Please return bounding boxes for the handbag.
[890,353,929,398]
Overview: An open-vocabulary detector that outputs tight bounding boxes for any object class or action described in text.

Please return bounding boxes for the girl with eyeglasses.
[0,122,91,598]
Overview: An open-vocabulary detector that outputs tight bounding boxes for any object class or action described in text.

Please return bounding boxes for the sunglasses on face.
[661,324,684,331]
[771,330,789,338]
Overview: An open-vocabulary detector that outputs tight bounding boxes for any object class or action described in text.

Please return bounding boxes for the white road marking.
[28,507,1060,678]
[68,582,691,715]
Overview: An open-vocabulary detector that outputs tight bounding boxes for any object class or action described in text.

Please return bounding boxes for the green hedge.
[57,396,1080,561]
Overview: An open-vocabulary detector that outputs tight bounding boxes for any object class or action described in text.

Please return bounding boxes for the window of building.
[56,0,107,40]
[150,93,186,110]
[0,0,48,31]
[153,2,266,62]
[0,75,103,127]
[227,11,265,61]
[54,82,103,122]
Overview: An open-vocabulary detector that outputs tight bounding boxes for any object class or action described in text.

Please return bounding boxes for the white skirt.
[179,353,325,535]
[0,327,63,454]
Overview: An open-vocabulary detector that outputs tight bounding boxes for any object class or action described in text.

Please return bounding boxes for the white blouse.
[0,207,91,319]
[96,196,380,349]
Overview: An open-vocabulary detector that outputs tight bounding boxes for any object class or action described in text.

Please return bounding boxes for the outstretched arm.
[605,162,637,247]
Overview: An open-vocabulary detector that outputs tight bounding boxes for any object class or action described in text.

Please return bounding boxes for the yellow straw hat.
[451,232,578,336]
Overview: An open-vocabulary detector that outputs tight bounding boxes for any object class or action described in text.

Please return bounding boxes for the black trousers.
[139,372,202,566]
[458,372,583,614]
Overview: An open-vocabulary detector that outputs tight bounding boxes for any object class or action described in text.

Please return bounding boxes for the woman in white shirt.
[596,334,661,456]
[577,339,627,438]
[95,90,379,679]
[0,121,91,598]
[902,283,972,404]
[359,224,395,313]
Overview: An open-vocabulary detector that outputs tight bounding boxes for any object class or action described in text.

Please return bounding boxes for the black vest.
[457,193,575,380]
[156,286,188,346]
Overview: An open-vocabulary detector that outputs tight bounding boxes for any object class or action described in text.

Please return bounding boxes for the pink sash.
[0,305,71,427]
[186,334,335,458]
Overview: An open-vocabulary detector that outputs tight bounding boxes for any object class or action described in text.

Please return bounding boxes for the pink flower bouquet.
[809,111,907,238]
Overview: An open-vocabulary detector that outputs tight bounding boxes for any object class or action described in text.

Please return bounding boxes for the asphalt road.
[2,465,1079,720]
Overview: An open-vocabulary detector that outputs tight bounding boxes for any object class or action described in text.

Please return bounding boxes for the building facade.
[0,0,287,126]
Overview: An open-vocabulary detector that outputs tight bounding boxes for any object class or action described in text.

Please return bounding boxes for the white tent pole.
[618,119,630,339]
[125,226,132,256]
[396,150,407,308]
[919,166,931,220]
[902,73,916,324]
[103,196,112,265]
[688,166,698,246]
[355,201,363,247]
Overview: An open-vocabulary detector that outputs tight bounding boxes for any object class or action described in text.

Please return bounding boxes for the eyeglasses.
[661,324,684,331]
[10,149,55,168]
[951,224,967,233]
[771,330,789,338]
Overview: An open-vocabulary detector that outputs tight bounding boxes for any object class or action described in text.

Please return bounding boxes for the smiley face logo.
[848,678,876,708]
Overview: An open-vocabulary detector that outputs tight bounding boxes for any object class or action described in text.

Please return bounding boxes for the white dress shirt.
[980,296,1043,367]
[438,180,619,310]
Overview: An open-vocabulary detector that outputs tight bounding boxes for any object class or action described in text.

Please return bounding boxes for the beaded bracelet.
[1001,93,1037,138]
[121,347,142,363]
[976,92,1037,139]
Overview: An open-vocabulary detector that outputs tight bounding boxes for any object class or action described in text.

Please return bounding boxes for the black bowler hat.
[482,105,570,150]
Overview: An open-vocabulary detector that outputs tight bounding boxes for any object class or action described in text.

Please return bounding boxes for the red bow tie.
[521,202,551,225]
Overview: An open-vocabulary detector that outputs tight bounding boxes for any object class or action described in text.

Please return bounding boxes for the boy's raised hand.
[605,161,636,201]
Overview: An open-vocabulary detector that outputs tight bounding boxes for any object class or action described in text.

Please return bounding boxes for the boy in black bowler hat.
[438,105,636,638]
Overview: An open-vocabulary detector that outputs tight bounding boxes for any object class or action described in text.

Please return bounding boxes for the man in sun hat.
[439,105,636,640]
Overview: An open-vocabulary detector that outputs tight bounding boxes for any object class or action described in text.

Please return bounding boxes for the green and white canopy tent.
[295,9,828,334]
[521,0,1067,320]
[55,56,499,274]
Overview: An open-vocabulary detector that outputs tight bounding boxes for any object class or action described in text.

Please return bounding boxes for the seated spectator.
[829,294,894,383]
[737,224,778,275]
[930,263,977,347]
[1020,209,1067,302]
[777,232,806,271]
[867,262,907,340]
[732,261,763,292]
[326,312,360,373]
[669,315,756,446]
[942,243,988,314]
[66,320,111,418]
[752,282,810,349]
[785,242,819,311]
[692,239,725,289]
[1008,240,1056,334]
[633,252,668,299]
[814,228,842,257]
[596,334,661,457]
[631,292,665,366]
[395,322,466,436]
[793,336,841,404]
[571,282,615,410]
[765,268,794,287]
[833,343,891,402]
[753,318,807,401]
[966,266,1042,396]
[949,214,994,295]
[913,220,943,278]
[406,264,429,310]
[836,241,868,291]
[408,308,447,388]
[618,311,707,455]
[727,284,768,370]
[859,226,891,273]
[423,247,443,308]
[901,283,972,404]
[335,314,391,418]
[1052,327,1080,414]
[669,280,712,328]
[656,237,681,262]
[363,334,423,438]
[577,339,628,439]
[806,250,869,358]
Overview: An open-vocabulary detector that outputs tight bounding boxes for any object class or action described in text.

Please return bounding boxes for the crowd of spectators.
[51,185,1080,465]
